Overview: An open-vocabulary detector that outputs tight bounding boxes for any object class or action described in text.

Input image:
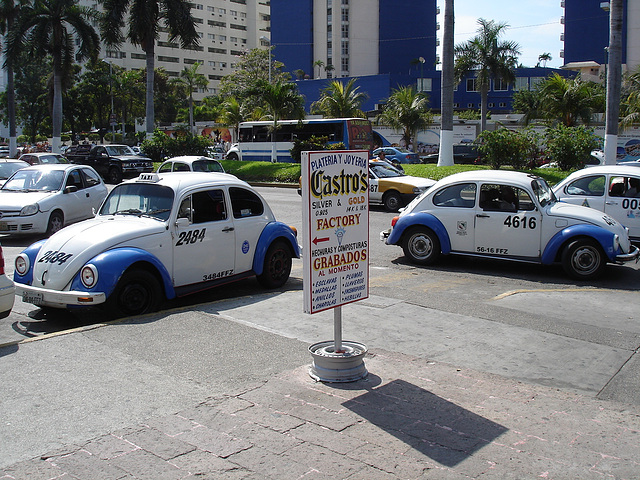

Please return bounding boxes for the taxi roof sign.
[136,173,161,183]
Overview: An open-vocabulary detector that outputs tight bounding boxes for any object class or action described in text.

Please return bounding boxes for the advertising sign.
[302,150,369,314]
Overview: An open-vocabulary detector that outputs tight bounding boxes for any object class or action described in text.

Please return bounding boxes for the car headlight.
[15,253,30,276]
[413,187,426,194]
[20,203,39,216]
[80,264,98,288]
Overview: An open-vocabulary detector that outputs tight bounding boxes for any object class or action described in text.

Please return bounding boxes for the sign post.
[302,150,369,382]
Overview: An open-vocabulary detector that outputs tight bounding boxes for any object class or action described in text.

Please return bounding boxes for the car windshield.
[531,178,556,207]
[192,159,224,173]
[1,169,64,192]
[0,162,26,180]
[370,163,404,178]
[39,154,68,164]
[100,183,174,221]
[105,145,135,156]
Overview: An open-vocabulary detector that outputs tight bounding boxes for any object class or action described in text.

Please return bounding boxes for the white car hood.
[548,201,627,233]
[31,216,166,290]
[0,191,56,209]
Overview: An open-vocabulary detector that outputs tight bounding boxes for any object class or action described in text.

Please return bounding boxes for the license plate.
[22,292,43,305]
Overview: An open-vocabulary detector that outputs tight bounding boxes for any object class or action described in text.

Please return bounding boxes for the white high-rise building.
[82,0,271,100]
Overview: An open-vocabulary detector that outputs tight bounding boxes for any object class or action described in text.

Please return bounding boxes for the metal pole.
[334,306,343,353]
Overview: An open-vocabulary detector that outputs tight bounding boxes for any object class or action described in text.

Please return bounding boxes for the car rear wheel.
[46,211,64,236]
[105,269,161,318]
[402,226,440,265]
[383,191,402,212]
[257,240,292,288]
[561,239,606,280]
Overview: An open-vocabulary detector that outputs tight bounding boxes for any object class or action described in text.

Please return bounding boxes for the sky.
[438,0,565,69]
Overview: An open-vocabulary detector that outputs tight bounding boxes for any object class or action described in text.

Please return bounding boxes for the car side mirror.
[175,217,190,228]
[64,185,78,193]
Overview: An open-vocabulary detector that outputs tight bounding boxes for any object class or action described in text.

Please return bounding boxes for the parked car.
[157,156,226,174]
[0,159,29,187]
[14,172,300,318]
[373,147,420,164]
[66,144,153,184]
[206,145,226,160]
[18,153,69,165]
[0,164,108,235]
[552,165,640,243]
[368,159,435,211]
[0,146,10,158]
[421,144,481,164]
[381,170,639,280]
[0,243,15,319]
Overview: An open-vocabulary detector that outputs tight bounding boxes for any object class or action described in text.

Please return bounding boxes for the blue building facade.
[562,0,627,66]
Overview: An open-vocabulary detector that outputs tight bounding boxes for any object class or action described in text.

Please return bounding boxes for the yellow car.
[368,160,435,211]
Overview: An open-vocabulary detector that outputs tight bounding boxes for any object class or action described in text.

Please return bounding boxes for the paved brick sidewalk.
[2,348,639,479]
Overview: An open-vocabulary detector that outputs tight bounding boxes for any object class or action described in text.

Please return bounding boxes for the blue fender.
[386,212,452,254]
[541,224,619,265]
[13,239,47,285]
[69,247,176,300]
[252,221,301,275]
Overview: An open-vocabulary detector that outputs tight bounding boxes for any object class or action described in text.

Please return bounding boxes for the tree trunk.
[604,0,623,165]
[438,0,455,167]
[145,44,155,138]
[480,83,489,132]
[51,67,63,153]
[7,64,17,157]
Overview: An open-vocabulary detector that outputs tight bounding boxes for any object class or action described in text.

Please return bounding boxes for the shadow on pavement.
[342,379,507,467]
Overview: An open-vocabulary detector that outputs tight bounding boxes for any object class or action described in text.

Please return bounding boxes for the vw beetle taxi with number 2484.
[381,171,639,280]
[14,172,300,317]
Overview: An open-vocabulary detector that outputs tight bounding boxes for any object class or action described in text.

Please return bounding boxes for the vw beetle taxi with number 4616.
[14,172,300,317]
[380,170,639,280]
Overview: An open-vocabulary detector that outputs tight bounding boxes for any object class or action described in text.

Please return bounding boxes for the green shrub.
[141,129,214,162]
[477,128,538,169]
[544,124,602,171]
[290,135,345,163]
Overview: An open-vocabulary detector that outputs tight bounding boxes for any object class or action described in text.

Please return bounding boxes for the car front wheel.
[402,226,441,265]
[105,269,161,318]
[257,240,292,288]
[46,211,64,236]
[108,167,122,184]
[561,239,606,280]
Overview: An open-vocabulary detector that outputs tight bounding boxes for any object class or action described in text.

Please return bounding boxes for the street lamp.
[260,35,272,84]
[418,56,425,91]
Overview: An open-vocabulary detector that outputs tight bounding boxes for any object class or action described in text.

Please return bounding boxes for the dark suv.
[422,143,480,164]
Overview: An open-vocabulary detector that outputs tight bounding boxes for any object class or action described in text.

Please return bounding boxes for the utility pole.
[604,0,623,165]
[438,0,455,167]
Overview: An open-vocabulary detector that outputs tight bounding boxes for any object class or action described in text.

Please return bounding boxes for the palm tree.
[7,0,99,152]
[313,59,324,79]
[537,52,552,68]
[0,0,22,157]
[454,18,520,131]
[171,62,208,135]
[253,80,305,161]
[537,73,603,127]
[621,66,640,130]
[376,86,432,150]
[101,0,200,138]
[218,96,244,142]
[310,78,367,118]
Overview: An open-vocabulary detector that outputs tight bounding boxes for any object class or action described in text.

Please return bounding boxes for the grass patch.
[155,160,571,187]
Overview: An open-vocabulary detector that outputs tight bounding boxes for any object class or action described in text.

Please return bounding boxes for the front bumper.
[615,244,640,263]
[15,283,106,308]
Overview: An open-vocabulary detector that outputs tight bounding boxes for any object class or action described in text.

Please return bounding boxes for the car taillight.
[0,247,5,275]
[391,216,400,227]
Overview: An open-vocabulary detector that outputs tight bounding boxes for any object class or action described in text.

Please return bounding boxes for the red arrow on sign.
[312,236,330,245]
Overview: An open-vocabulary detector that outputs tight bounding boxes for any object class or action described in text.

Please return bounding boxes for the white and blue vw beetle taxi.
[14,172,300,317]
[381,170,639,280]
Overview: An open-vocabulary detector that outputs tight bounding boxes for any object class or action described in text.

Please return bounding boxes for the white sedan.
[381,170,639,280]
[0,164,108,235]
[157,155,226,174]
[553,165,640,243]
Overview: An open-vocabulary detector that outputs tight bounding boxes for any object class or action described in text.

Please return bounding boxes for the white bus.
[225,118,374,163]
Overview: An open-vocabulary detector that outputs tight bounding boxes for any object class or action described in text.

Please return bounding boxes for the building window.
[499,102,507,108]
[341,41,348,56]
[131,53,146,60]
[207,5,214,12]
[341,57,349,72]
[467,103,474,108]
[341,23,348,38]
[208,47,226,54]
[230,10,237,16]
[218,8,226,14]
[418,78,432,92]
[488,103,494,108]
[208,20,225,27]
[530,77,545,88]
[342,6,349,21]
[466,78,477,92]
[158,56,179,63]
[219,35,227,41]
[193,4,203,9]
[230,24,246,31]
[208,33,215,40]
[515,77,529,91]
[494,78,509,91]
[184,58,199,64]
